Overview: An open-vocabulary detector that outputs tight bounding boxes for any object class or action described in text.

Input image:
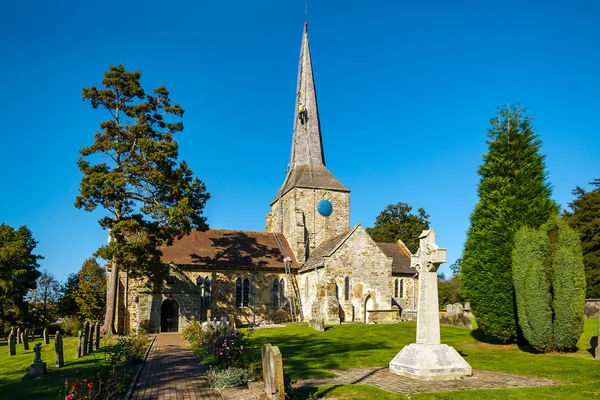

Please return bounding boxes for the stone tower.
[266,23,350,263]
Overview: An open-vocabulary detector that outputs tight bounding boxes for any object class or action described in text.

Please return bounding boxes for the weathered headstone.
[77,331,83,358]
[88,324,94,354]
[308,317,325,332]
[228,315,236,333]
[55,331,64,367]
[8,333,16,356]
[261,343,285,400]
[94,323,100,351]
[17,328,22,344]
[43,328,50,345]
[29,343,47,377]
[82,321,90,356]
[389,229,472,379]
[22,331,29,350]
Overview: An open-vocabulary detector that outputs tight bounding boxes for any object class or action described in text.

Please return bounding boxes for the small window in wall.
[394,279,398,298]
[204,278,212,306]
[197,276,204,288]
[399,279,404,298]
[272,279,280,307]
[243,278,250,307]
[235,278,242,307]
[344,277,350,301]
[279,279,286,307]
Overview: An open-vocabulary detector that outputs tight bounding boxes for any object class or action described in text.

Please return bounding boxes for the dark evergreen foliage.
[563,179,600,298]
[57,273,80,317]
[461,105,557,342]
[366,202,430,254]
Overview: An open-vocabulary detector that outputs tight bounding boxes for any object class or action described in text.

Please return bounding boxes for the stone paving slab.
[296,367,568,395]
[129,333,220,400]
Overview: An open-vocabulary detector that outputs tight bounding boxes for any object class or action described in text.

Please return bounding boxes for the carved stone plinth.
[389,343,472,379]
[29,362,47,377]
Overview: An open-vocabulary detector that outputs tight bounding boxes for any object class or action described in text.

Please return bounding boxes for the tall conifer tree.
[461,105,556,342]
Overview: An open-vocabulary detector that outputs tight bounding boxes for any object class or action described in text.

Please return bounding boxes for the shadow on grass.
[587,336,598,357]
[469,328,507,345]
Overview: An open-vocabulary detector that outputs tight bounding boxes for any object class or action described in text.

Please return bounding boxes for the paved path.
[129,334,220,400]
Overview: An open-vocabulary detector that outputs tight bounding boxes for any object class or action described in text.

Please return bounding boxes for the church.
[115,23,417,334]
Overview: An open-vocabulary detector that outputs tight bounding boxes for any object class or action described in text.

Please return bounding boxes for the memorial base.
[29,362,47,377]
[389,343,472,380]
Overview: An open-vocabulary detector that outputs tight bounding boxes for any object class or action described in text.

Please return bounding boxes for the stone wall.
[267,188,350,263]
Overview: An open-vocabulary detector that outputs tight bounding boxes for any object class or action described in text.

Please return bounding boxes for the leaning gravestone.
[77,331,83,358]
[16,328,22,344]
[94,323,100,351]
[389,229,472,379]
[55,331,64,367]
[8,333,16,356]
[22,331,29,350]
[43,328,50,345]
[29,343,47,377]
[261,343,285,400]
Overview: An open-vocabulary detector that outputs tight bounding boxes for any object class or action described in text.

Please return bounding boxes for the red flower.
[72,382,80,388]
[65,395,75,400]
[87,381,94,388]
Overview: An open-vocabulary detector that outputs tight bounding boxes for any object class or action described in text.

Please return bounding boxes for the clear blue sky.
[1,0,598,282]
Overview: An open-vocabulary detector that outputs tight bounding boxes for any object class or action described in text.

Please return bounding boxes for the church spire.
[289,22,325,167]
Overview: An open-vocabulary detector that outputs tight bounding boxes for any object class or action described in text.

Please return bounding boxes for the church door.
[364,295,373,323]
[161,299,179,332]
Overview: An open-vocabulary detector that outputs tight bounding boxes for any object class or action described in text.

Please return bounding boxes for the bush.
[109,334,148,364]
[138,319,152,335]
[207,367,251,389]
[184,322,251,368]
[61,316,83,336]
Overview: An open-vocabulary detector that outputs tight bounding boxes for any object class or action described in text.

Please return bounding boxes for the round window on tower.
[318,199,333,217]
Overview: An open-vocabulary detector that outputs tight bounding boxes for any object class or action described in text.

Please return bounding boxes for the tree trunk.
[102,261,119,335]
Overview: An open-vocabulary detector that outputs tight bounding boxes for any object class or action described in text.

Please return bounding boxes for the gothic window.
[272,279,280,307]
[399,279,404,298]
[344,277,350,301]
[243,278,250,307]
[196,276,203,288]
[235,278,242,307]
[279,279,286,307]
[204,278,212,307]
[394,279,398,298]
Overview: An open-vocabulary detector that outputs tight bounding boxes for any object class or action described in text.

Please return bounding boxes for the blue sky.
[1,0,598,282]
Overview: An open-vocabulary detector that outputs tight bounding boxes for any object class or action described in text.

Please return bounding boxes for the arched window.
[344,277,350,301]
[399,279,404,298]
[235,278,242,307]
[279,279,286,307]
[204,278,212,307]
[272,279,280,307]
[394,279,398,298]
[196,276,204,288]
[243,278,250,307]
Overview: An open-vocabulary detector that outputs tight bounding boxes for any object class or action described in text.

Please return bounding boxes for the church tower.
[266,23,350,263]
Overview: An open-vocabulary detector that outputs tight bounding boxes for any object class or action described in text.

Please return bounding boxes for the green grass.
[247,319,600,399]
[0,335,125,399]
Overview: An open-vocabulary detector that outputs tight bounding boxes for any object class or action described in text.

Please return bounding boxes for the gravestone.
[8,333,16,356]
[389,229,472,379]
[94,323,100,351]
[82,321,90,356]
[17,328,22,344]
[43,328,50,345]
[88,324,94,354]
[55,331,64,367]
[29,343,47,377]
[228,315,236,333]
[261,343,285,400]
[22,331,29,350]
[77,331,83,358]
[309,317,325,332]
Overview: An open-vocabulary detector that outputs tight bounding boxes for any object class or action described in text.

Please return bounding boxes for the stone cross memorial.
[8,333,16,356]
[55,331,64,368]
[389,229,472,379]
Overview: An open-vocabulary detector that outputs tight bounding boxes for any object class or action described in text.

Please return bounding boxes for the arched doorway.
[161,299,179,332]
[364,295,373,323]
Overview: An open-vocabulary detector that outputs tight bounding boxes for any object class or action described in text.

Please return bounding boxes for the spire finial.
[304,3,308,29]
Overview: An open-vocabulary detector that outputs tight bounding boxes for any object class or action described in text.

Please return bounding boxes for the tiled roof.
[376,242,414,274]
[160,229,298,270]
[272,165,349,204]
[299,230,353,273]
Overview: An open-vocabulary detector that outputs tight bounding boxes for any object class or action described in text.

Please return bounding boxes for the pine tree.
[461,105,557,342]
[563,179,600,297]
[76,65,210,333]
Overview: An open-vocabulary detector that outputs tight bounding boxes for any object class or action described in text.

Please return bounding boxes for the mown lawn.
[0,335,122,399]
[247,319,600,399]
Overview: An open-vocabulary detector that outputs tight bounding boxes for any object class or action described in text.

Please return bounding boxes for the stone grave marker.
[389,229,472,379]
[261,343,285,400]
[17,328,22,344]
[8,333,16,356]
[94,323,100,351]
[309,317,325,331]
[29,343,47,377]
[55,331,64,367]
[22,331,29,350]
[82,321,90,356]
[43,328,50,345]
[77,331,83,358]
[88,324,94,354]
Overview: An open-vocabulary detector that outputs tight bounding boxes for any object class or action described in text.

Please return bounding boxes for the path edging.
[125,335,157,400]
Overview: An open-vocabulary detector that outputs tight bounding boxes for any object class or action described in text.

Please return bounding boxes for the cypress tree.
[461,105,557,342]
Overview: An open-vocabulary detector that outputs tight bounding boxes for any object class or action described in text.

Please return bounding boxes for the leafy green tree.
[74,258,107,322]
[0,224,42,324]
[461,104,557,343]
[563,179,600,297]
[438,275,464,309]
[57,273,80,317]
[366,202,430,253]
[26,270,61,329]
[76,65,210,333]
